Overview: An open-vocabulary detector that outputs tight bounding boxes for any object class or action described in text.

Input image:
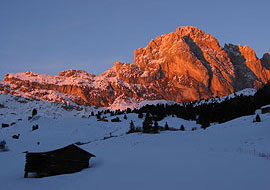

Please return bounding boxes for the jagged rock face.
[224,44,270,89]
[134,26,235,99]
[1,26,270,107]
[261,53,270,70]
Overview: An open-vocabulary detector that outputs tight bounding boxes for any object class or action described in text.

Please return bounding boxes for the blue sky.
[0,0,269,79]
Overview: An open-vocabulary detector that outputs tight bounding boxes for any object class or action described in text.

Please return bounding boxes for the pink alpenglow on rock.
[1,26,270,107]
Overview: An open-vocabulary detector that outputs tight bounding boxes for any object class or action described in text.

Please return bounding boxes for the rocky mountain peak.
[176,26,214,42]
[1,26,270,108]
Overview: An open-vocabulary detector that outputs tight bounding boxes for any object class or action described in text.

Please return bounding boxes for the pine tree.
[180,124,185,131]
[164,122,169,130]
[153,120,159,133]
[255,114,261,122]
[142,113,152,133]
[123,114,128,120]
[126,108,131,113]
[126,120,135,134]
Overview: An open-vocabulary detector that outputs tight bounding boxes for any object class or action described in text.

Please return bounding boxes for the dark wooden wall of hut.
[24,144,95,178]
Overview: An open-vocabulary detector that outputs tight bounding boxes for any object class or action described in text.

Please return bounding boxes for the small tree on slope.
[164,122,169,130]
[127,120,135,134]
[180,124,185,131]
[142,113,153,133]
[255,114,261,122]
[32,108,37,117]
[153,120,159,133]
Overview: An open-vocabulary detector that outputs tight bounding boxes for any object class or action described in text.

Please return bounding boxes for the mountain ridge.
[1,26,270,107]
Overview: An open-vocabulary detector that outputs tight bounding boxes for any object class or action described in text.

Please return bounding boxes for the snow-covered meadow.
[0,94,270,190]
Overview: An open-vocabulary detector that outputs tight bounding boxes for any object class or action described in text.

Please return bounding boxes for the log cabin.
[261,106,270,114]
[24,144,96,178]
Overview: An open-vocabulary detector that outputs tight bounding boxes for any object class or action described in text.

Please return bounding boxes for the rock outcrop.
[261,53,270,70]
[1,26,270,107]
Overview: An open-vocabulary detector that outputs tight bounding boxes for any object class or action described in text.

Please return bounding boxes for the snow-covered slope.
[109,88,257,110]
[0,93,270,190]
[108,97,177,110]
[194,88,257,106]
[0,94,96,123]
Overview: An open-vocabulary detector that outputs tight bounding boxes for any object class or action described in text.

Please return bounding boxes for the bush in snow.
[2,123,9,128]
[12,134,20,139]
[96,114,101,119]
[32,108,37,117]
[0,140,8,152]
[32,125,39,131]
[111,117,121,122]
[97,117,109,122]
[138,112,144,119]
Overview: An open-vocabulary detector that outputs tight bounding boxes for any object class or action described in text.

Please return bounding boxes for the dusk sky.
[0,0,269,79]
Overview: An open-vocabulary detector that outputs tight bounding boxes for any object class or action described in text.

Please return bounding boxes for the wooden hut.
[24,144,96,178]
[261,106,270,114]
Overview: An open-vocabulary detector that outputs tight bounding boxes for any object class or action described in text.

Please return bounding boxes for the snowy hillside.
[0,93,270,190]
[108,88,257,110]
[194,88,257,106]
[0,94,96,123]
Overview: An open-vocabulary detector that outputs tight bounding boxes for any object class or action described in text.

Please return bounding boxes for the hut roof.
[26,144,96,158]
[261,105,270,109]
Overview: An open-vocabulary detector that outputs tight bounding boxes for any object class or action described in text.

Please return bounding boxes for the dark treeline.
[129,83,270,127]
[92,83,270,128]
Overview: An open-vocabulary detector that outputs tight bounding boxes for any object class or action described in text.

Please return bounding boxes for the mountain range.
[1,26,270,108]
